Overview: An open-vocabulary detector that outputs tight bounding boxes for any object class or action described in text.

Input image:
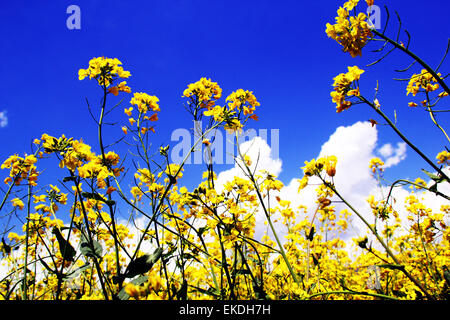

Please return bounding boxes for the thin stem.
[72,174,110,300]
[373,30,450,96]
[425,92,450,142]
[55,193,78,300]
[385,179,450,203]
[0,180,16,213]
[235,132,301,287]
[97,84,123,293]
[22,184,32,300]
[359,95,450,183]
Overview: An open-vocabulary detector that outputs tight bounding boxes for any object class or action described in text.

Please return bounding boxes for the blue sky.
[0,0,449,226]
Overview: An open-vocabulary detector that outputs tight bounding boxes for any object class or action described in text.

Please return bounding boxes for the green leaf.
[180,252,200,262]
[52,227,76,262]
[161,245,177,263]
[124,247,163,278]
[357,236,368,249]
[233,269,252,276]
[80,234,103,260]
[118,275,149,300]
[377,264,404,271]
[429,183,438,193]
[177,280,188,300]
[62,176,76,183]
[106,200,116,206]
[81,192,104,201]
[81,192,116,206]
[307,226,315,241]
[197,226,209,237]
[64,264,90,279]
[392,290,407,298]
[312,253,320,266]
[5,280,21,300]
[39,256,57,274]
[421,169,444,183]
[189,285,220,298]
[1,238,11,254]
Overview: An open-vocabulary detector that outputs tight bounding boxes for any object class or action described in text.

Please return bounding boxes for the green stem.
[0,179,16,213]
[425,92,450,143]
[235,132,301,287]
[98,84,123,292]
[55,193,78,300]
[373,30,450,96]
[216,225,236,299]
[72,174,110,300]
[359,96,450,183]
[22,184,32,300]
[386,179,449,202]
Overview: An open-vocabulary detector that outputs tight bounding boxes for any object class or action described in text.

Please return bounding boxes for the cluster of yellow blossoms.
[33,185,68,214]
[330,66,365,112]
[39,133,123,189]
[109,81,131,96]
[225,89,260,118]
[406,69,442,96]
[325,0,373,57]
[436,150,450,166]
[78,57,131,87]
[183,77,222,109]
[79,57,161,137]
[369,157,384,174]
[78,151,122,189]
[181,77,260,132]
[1,154,38,186]
[130,92,160,114]
[301,156,338,179]
[125,92,160,134]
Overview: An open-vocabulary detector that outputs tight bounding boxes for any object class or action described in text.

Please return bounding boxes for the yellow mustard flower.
[183,77,222,108]
[130,92,160,114]
[369,157,384,174]
[436,150,449,166]
[78,57,131,87]
[11,198,25,210]
[331,66,364,112]
[325,2,372,58]
[406,69,442,96]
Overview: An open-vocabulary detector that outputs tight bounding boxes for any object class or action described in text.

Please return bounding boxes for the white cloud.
[378,143,394,158]
[0,110,7,128]
[214,136,282,194]
[211,122,382,241]
[382,142,407,168]
[280,121,380,241]
[318,121,378,199]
